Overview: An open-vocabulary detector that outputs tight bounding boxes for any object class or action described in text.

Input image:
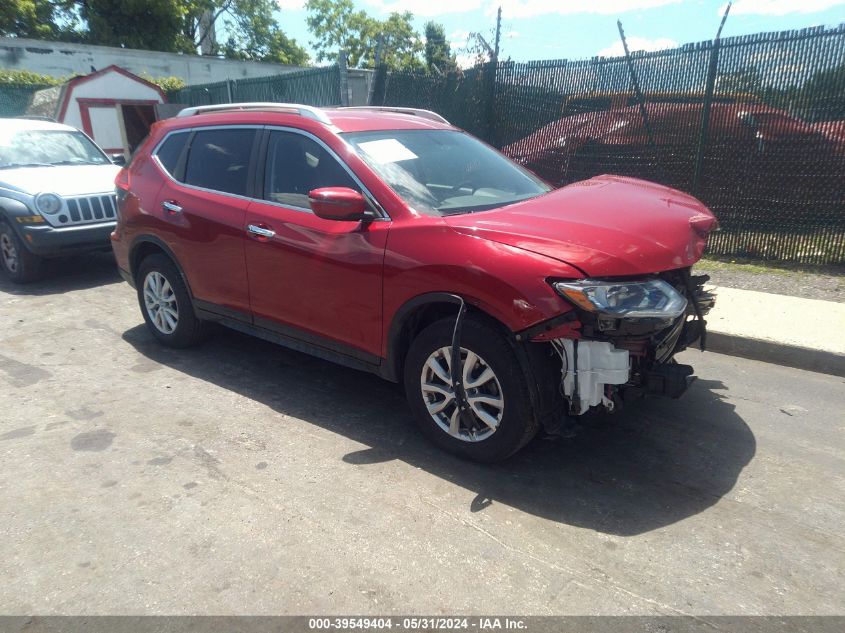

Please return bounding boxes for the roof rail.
[340,106,449,124]
[176,102,332,124]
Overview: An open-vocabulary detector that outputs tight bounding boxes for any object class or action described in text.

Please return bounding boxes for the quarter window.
[184,128,256,196]
[263,131,359,210]
[154,132,188,177]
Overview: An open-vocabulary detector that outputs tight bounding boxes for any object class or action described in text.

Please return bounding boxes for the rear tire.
[0,220,43,283]
[403,316,538,462]
[136,253,207,348]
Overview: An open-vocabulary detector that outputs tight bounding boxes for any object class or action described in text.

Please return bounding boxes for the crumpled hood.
[0,164,120,197]
[445,175,717,277]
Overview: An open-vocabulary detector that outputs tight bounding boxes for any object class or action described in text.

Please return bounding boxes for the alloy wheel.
[143,271,179,334]
[420,346,504,442]
[0,232,18,273]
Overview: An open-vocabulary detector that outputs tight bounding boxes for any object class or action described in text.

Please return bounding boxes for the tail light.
[115,167,131,192]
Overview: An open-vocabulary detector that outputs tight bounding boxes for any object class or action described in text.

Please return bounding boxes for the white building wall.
[0,37,306,85]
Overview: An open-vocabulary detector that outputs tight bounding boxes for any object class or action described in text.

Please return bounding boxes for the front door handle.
[247,224,276,239]
[161,200,182,214]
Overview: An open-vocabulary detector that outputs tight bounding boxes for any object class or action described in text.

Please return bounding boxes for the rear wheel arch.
[129,236,193,297]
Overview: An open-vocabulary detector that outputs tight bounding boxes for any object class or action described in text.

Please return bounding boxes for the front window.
[344,129,550,215]
[0,129,110,169]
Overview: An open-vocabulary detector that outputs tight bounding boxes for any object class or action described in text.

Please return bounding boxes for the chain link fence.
[0,83,52,117]
[3,27,843,265]
[375,24,845,266]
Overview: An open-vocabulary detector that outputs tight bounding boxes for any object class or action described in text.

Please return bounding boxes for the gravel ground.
[1,253,845,616]
[693,259,845,303]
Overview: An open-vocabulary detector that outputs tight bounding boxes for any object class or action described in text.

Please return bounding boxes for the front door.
[244,129,389,361]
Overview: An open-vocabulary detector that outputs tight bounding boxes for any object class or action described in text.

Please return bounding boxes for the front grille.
[63,194,117,226]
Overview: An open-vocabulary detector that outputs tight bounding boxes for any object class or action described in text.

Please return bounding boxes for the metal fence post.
[693,3,732,195]
[338,51,350,107]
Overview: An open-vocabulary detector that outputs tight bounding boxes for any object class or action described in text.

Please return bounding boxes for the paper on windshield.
[358,138,418,164]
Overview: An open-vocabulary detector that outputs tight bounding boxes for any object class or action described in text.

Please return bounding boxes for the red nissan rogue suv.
[112,103,717,462]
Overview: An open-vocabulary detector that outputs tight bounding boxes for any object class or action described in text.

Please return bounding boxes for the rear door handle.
[247,224,276,239]
[161,200,182,214]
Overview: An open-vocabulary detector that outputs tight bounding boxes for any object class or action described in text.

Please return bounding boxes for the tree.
[424,21,455,74]
[377,12,423,71]
[81,0,190,53]
[796,62,845,121]
[217,0,309,65]
[0,0,79,41]
[305,0,422,70]
[2,0,307,65]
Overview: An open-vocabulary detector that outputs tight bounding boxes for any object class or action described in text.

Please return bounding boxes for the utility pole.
[493,6,502,64]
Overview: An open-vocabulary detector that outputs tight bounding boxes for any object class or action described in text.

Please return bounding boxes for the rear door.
[154,126,258,315]
[243,128,390,361]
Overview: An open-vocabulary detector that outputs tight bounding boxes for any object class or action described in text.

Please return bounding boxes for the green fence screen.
[375,24,845,266]
[167,66,341,108]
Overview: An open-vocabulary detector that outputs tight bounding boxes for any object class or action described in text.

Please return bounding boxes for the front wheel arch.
[383,293,516,383]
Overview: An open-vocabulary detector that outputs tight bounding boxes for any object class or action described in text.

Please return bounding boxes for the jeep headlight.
[553,279,687,319]
[35,192,62,215]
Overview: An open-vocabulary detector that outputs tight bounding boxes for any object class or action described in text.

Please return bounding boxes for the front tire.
[403,316,538,462]
[136,253,206,348]
[0,220,42,283]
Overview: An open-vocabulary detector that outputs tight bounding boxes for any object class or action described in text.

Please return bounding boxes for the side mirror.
[308,187,369,221]
[110,153,127,166]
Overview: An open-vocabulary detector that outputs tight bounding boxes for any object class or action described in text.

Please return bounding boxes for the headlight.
[553,279,687,319]
[35,192,62,215]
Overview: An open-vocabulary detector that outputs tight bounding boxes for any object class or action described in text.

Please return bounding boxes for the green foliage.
[424,22,456,74]
[305,0,422,70]
[82,0,190,52]
[1,0,307,66]
[797,63,845,120]
[142,75,188,91]
[0,69,65,86]
[377,12,423,71]
[0,0,80,41]
[219,0,309,65]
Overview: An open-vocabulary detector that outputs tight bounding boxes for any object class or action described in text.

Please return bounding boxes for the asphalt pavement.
[0,253,843,615]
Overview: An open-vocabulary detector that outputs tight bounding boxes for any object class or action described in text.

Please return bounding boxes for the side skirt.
[194,300,387,379]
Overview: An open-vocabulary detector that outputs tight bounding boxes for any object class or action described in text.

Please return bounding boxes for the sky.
[271,0,845,66]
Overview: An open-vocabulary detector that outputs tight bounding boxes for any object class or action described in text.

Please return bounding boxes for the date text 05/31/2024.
[308,618,528,630]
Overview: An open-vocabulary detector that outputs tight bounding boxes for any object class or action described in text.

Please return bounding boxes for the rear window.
[183,128,256,196]
[154,132,189,176]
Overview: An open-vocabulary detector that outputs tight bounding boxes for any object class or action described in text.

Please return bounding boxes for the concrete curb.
[706,331,845,378]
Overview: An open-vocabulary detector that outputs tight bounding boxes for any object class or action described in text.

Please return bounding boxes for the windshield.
[344,129,551,215]
[0,129,110,169]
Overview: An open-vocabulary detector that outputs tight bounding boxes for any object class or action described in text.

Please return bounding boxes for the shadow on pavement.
[0,252,120,296]
[123,323,756,536]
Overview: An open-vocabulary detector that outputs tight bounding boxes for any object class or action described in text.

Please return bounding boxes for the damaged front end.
[520,269,715,424]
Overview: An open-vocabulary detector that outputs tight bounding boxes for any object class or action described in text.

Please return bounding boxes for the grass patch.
[697,255,845,277]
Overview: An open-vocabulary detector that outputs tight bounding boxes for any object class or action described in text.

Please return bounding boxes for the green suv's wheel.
[0,220,42,283]
[403,316,539,462]
[136,253,207,348]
